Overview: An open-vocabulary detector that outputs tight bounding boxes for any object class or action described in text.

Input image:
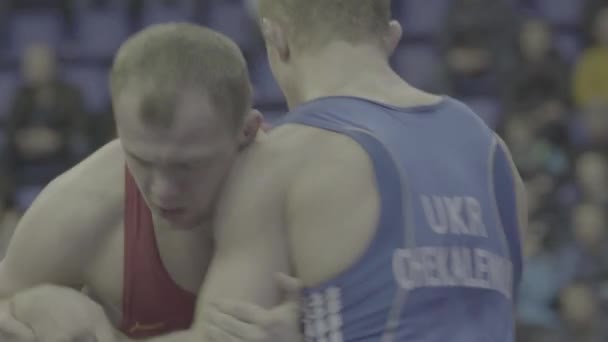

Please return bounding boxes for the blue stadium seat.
[63,65,110,113]
[141,0,197,27]
[207,1,259,50]
[250,53,284,106]
[534,0,583,27]
[8,10,65,58]
[392,44,442,92]
[398,0,450,38]
[0,71,19,121]
[74,7,130,59]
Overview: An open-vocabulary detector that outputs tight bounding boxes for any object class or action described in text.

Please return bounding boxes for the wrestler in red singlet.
[119,167,196,339]
[118,121,274,338]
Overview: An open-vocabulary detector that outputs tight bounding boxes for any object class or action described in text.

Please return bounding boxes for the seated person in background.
[5,43,87,210]
[574,6,608,107]
[441,0,517,98]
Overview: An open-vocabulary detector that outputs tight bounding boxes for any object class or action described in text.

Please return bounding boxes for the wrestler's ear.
[262,17,290,62]
[237,109,263,149]
[384,20,402,56]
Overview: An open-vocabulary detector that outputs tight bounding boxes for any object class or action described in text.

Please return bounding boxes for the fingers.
[207,305,268,341]
[0,302,36,341]
[206,323,241,342]
[213,301,273,328]
[275,273,302,302]
[0,321,35,341]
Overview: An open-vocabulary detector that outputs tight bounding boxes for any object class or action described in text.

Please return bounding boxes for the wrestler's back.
[267,92,522,341]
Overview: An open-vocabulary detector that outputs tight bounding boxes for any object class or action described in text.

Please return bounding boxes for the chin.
[160,211,191,227]
[169,218,198,230]
[178,212,212,230]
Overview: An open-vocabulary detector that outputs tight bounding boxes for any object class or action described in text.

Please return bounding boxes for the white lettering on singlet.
[392,195,513,299]
[421,195,488,237]
[392,246,513,299]
[303,287,344,342]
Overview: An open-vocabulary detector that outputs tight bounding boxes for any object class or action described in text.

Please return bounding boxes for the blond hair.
[258,0,391,50]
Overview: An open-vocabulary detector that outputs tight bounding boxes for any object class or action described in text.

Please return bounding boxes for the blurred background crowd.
[0,0,607,341]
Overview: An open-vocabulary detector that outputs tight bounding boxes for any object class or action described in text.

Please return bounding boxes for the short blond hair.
[258,0,391,50]
[110,23,251,129]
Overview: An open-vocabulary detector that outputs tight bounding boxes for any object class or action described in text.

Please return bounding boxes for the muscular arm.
[0,141,122,298]
[0,180,84,296]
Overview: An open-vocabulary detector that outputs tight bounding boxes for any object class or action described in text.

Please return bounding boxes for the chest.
[84,221,213,325]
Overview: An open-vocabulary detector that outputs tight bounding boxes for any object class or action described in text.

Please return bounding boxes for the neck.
[150,208,213,233]
[284,42,408,109]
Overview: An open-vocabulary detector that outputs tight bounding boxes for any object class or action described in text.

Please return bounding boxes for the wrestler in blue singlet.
[276,96,522,342]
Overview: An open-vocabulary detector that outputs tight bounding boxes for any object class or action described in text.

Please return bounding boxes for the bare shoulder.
[218,125,376,219]
[267,125,380,283]
[265,124,378,217]
[0,140,125,292]
[211,126,358,234]
[33,139,125,231]
[270,124,376,184]
[53,139,124,201]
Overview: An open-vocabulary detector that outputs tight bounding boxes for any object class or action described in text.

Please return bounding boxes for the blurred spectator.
[517,221,563,337]
[582,0,608,44]
[532,100,570,151]
[557,203,608,285]
[502,18,572,182]
[573,6,608,107]
[441,0,517,97]
[574,151,608,205]
[503,117,535,173]
[570,101,608,151]
[555,283,607,342]
[505,18,570,114]
[4,43,87,202]
[502,116,570,181]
